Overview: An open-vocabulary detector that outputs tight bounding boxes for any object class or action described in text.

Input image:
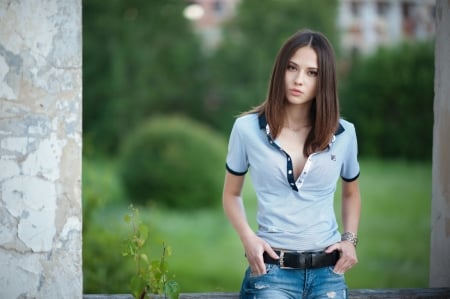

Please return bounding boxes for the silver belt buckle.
[279,251,288,269]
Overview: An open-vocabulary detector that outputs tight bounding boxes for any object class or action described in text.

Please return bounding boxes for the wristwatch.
[341,232,358,247]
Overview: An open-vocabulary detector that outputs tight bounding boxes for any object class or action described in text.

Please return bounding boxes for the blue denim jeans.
[240,264,347,299]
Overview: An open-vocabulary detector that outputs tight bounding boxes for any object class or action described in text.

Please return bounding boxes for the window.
[350,1,361,17]
[376,1,390,16]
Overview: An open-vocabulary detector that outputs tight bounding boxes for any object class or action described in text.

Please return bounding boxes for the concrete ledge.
[84,288,450,298]
[349,288,450,298]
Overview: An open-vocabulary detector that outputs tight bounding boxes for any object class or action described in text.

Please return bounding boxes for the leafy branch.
[122,205,180,299]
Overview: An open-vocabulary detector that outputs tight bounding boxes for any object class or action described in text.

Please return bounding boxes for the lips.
[289,89,303,96]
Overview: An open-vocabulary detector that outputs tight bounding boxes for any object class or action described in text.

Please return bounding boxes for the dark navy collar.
[258,113,345,136]
[335,122,345,135]
[258,113,267,130]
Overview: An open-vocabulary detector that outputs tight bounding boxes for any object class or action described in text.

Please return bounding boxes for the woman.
[222,29,361,299]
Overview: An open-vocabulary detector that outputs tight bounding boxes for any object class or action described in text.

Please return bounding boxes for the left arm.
[341,178,361,236]
[326,179,361,273]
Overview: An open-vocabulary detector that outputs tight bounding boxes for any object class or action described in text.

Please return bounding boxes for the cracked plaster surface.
[0,0,82,298]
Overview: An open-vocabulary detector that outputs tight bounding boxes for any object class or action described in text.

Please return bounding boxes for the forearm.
[342,198,360,233]
[222,172,255,243]
[223,194,255,243]
[341,180,361,234]
[329,180,361,273]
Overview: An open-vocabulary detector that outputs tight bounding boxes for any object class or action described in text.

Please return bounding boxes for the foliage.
[118,115,226,209]
[122,206,180,299]
[83,223,132,294]
[206,0,339,132]
[82,157,125,213]
[340,41,434,160]
[339,159,431,288]
[83,158,431,293]
[83,0,208,154]
[82,157,132,293]
[82,0,339,155]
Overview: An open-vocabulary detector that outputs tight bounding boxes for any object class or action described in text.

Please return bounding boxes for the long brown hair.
[248,29,340,156]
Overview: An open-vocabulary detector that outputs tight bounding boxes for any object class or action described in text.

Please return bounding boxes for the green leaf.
[150,260,159,269]
[164,280,180,299]
[130,276,145,299]
[140,253,149,264]
[165,245,172,256]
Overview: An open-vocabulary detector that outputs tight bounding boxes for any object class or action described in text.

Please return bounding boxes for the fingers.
[333,257,357,274]
[245,239,279,276]
[247,251,266,275]
[331,242,358,274]
[265,244,279,260]
[325,243,338,253]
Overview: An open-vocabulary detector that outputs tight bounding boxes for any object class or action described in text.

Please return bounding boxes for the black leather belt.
[263,250,339,269]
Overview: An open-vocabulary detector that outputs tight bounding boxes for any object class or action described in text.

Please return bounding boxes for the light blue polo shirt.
[225,113,360,251]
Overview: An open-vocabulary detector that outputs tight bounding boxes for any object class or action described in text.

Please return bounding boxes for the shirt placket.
[262,117,342,192]
[296,156,313,189]
[265,124,300,192]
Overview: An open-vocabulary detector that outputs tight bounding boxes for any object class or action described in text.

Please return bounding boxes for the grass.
[83,158,432,293]
[343,159,431,288]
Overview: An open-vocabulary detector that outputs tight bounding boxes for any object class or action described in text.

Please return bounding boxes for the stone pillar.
[0,1,82,298]
[430,0,450,288]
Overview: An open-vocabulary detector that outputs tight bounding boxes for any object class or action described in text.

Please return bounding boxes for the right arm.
[222,171,278,275]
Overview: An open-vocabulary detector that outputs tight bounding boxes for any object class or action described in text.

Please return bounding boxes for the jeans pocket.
[328,266,345,277]
[249,263,276,278]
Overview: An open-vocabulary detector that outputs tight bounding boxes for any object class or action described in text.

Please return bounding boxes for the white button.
[288,170,292,174]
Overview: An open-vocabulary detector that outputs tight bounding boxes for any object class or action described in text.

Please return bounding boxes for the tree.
[340,41,434,160]
[83,0,207,154]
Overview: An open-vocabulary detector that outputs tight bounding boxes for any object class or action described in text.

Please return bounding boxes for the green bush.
[83,224,132,294]
[340,41,434,160]
[82,157,126,212]
[119,115,227,209]
[82,157,131,293]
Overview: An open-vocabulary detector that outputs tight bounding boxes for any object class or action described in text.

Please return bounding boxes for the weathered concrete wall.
[0,1,82,298]
[430,0,450,288]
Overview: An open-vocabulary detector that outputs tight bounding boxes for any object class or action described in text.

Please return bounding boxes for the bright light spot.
[183,4,204,20]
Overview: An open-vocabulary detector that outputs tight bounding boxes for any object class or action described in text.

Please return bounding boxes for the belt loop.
[279,251,285,268]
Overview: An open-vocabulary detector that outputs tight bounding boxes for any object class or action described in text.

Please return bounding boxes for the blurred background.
[82,0,435,294]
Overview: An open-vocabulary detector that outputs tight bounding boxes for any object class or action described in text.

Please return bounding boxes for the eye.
[308,70,318,77]
[287,63,297,71]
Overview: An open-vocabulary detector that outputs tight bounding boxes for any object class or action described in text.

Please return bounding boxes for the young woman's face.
[284,46,318,106]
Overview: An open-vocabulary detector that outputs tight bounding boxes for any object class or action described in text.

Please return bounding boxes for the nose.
[294,70,305,85]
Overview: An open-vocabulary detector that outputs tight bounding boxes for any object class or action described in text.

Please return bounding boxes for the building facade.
[187,0,435,55]
[338,0,435,56]
[185,0,241,50]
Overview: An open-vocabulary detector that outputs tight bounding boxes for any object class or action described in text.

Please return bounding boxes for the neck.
[283,104,311,131]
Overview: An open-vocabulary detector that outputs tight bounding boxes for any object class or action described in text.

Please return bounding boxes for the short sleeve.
[341,124,360,181]
[225,119,249,176]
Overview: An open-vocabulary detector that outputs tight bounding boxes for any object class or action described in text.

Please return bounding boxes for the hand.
[325,241,358,274]
[242,234,279,275]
